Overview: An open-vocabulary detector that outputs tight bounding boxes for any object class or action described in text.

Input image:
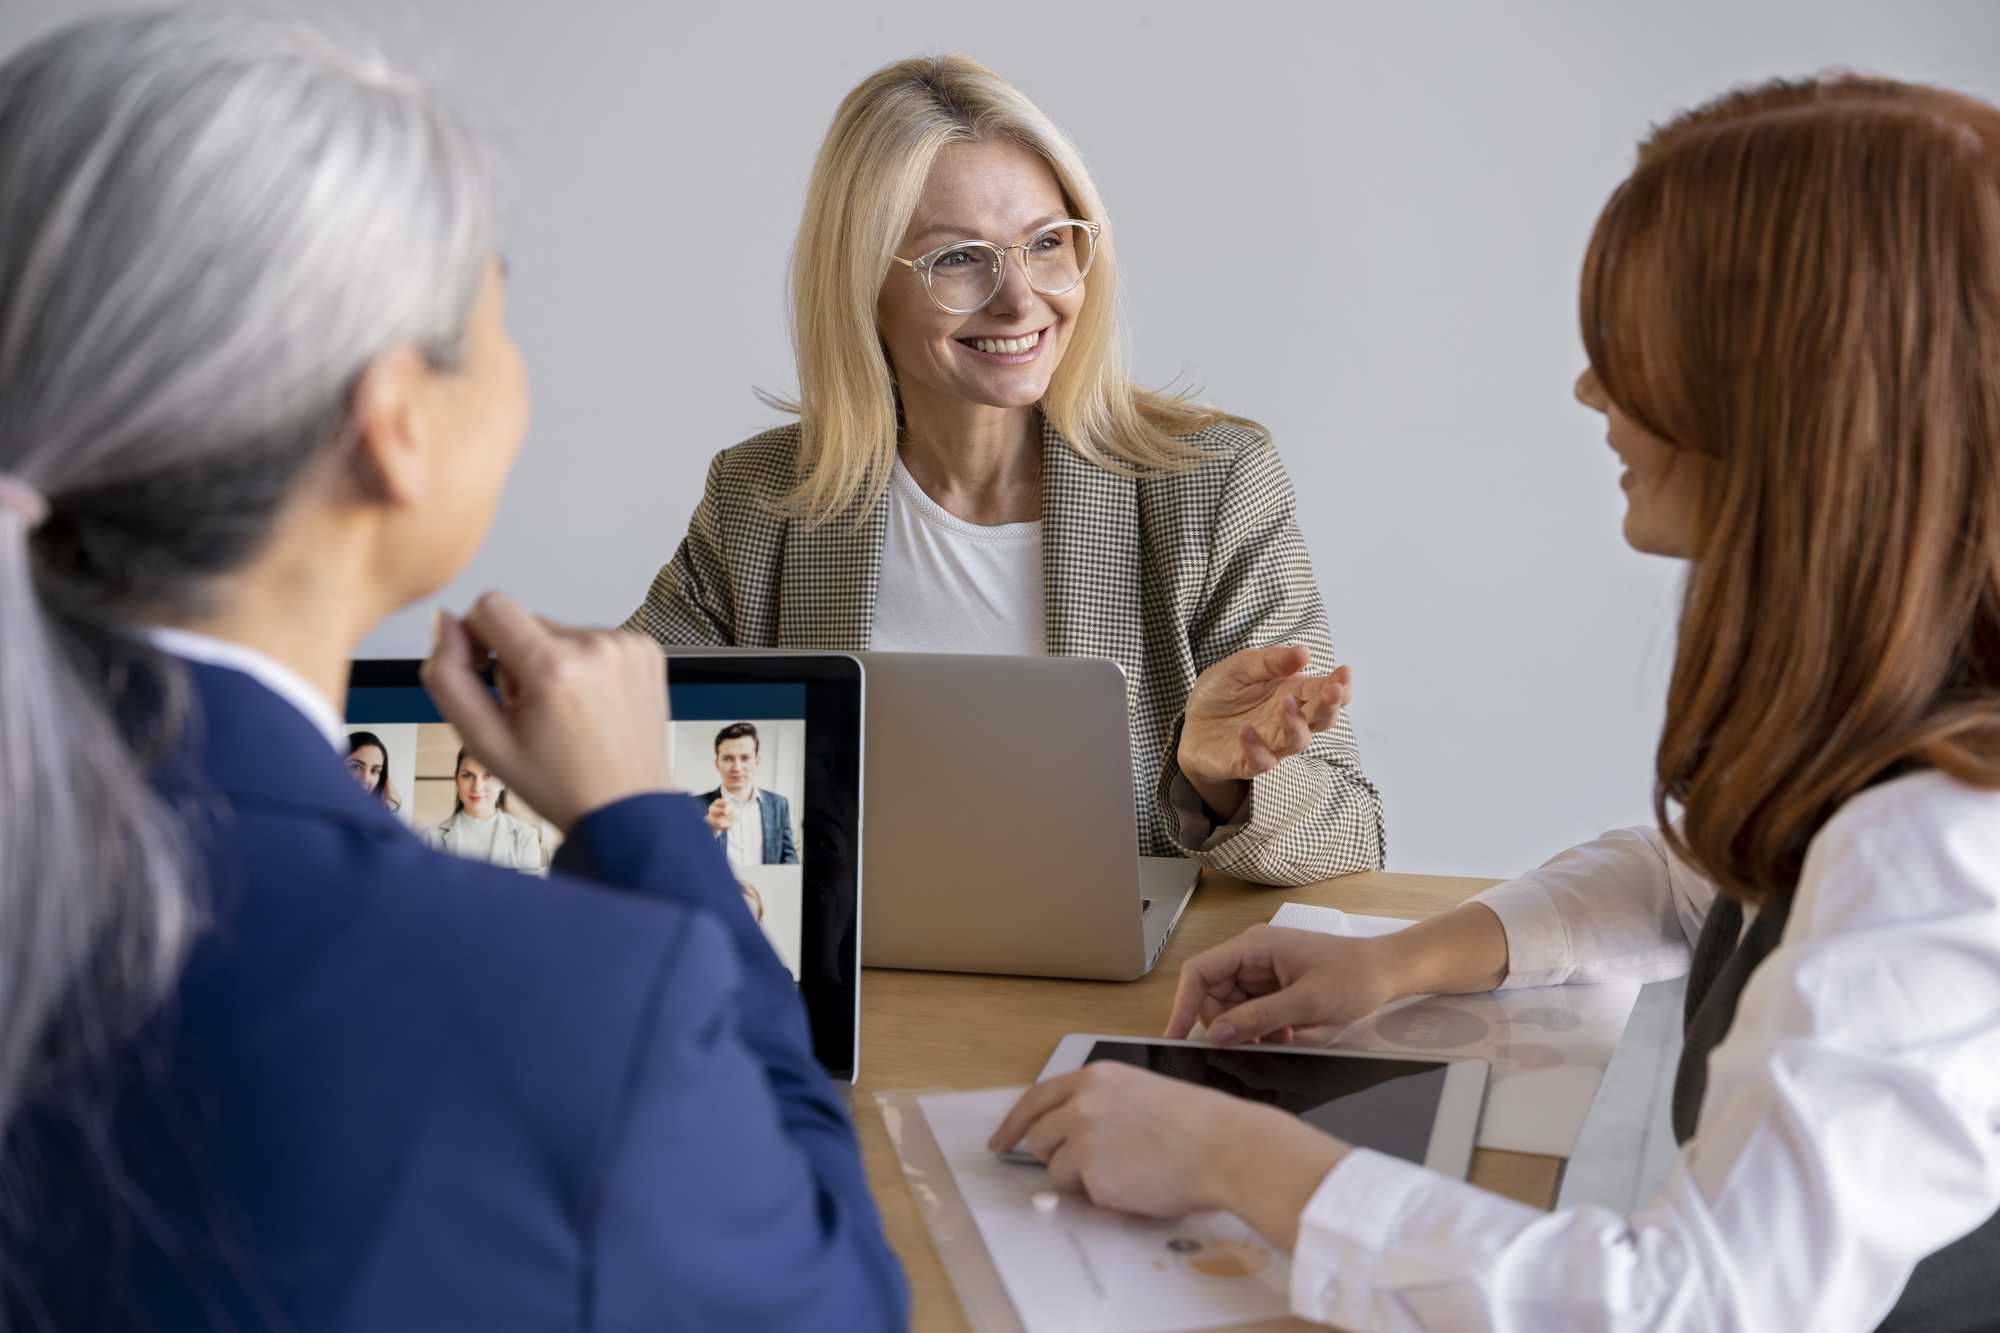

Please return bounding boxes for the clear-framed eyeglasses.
[890,219,1101,316]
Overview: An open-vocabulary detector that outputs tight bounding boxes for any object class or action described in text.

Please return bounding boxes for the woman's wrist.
[1205,1101,1349,1251]
[1378,902,1512,1000]
[1177,738,1248,822]
[1198,1097,1277,1210]
[1186,773,1248,823]
[1375,927,1435,1007]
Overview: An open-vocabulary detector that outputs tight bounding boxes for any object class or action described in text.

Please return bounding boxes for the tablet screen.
[1085,1041,1449,1166]
[343,681,811,977]
[668,690,809,978]
[345,655,865,1082]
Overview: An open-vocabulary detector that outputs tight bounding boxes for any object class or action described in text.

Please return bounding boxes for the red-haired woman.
[995,76,2000,1332]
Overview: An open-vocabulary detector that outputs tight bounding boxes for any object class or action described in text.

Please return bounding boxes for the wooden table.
[854,870,1561,1331]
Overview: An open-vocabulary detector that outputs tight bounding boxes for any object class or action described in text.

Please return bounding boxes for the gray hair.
[0,2,492,1212]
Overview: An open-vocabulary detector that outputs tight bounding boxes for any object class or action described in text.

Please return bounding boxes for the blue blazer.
[699,786,800,864]
[8,660,906,1331]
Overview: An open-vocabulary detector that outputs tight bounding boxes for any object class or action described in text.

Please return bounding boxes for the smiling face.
[1574,366,1710,558]
[877,138,1085,421]
[455,752,502,819]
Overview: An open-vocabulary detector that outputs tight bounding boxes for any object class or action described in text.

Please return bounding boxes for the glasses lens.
[926,242,1002,313]
[1024,223,1095,295]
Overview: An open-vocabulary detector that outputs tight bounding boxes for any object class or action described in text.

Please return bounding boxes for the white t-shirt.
[452,811,503,862]
[870,452,1045,656]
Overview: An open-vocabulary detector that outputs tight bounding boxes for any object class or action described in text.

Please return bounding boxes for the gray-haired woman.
[0,11,903,1329]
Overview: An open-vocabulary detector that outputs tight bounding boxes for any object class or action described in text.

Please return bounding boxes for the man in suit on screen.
[701,722,800,865]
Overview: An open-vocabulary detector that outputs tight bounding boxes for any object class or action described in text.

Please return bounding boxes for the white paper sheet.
[917,1087,1293,1333]
[1267,903,1642,1156]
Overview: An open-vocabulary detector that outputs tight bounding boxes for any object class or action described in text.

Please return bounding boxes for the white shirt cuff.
[1470,877,1575,988]
[1291,1147,1553,1327]
[1289,1149,1419,1327]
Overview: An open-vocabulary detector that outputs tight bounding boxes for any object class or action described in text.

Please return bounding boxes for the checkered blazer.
[624,417,1386,885]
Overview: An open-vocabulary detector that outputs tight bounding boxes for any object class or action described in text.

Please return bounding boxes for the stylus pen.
[995,1148,1041,1167]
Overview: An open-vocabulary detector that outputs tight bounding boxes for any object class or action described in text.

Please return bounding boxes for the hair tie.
[0,474,49,531]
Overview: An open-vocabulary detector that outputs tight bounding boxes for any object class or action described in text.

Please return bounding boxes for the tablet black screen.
[1085,1042,1448,1166]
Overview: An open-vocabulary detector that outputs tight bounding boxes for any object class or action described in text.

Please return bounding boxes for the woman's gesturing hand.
[1176,646,1349,820]
[1166,925,1402,1047]
[421,592,672,832]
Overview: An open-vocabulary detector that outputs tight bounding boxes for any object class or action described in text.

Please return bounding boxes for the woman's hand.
[989,1062,1265,1218]
[1167,925,1405,1046]
[706,798,734,835]
[421,592,672,832]
[989,1062,1349,1248]
[1177,646,1350,821]
[1174,908,1516,1046]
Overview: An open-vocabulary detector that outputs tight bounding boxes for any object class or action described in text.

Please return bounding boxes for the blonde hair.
[776,54,1260,522]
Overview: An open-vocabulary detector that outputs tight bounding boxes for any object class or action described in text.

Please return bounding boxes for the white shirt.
[145,625,343,749]
[869,452,1045,655]
[721,785,765,867]
[420,807,543,873]
[451,810,503,862]
[1289,770,2000,1332]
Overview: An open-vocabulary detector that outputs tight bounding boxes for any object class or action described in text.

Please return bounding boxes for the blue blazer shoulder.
[7,660,903,1332]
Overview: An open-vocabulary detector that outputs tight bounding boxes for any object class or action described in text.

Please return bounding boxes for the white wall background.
[9,1,1997,876]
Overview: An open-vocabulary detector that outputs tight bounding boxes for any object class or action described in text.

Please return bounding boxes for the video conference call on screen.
[344,681,810,980]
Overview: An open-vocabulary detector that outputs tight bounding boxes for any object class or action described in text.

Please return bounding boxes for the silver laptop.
[854,652,1199,980]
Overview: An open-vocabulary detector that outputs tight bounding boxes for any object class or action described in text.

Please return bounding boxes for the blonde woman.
[628,56,1383,886]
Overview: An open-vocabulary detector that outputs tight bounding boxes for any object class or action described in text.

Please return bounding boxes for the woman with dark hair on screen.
[343,729,403,813]
[420,745,541,872]
[994,75,2000,1331]
[0,11,903,1329]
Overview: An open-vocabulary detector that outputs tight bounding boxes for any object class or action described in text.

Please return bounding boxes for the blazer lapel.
[1040,419,1147,696]
[778,486,887,651]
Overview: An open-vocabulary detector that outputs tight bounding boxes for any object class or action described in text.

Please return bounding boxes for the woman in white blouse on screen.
[993,75,2000,1332]
[421,747,543,874]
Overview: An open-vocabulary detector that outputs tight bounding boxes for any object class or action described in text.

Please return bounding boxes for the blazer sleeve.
[623,449,737,645]
[587,910,905,1329]
[555,796,907,1327]
[553,798,853,1182]
[774,793,799,865]
[1156,441,1387,885]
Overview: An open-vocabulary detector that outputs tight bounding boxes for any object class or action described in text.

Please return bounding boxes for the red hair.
[1582,77,2000,903]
